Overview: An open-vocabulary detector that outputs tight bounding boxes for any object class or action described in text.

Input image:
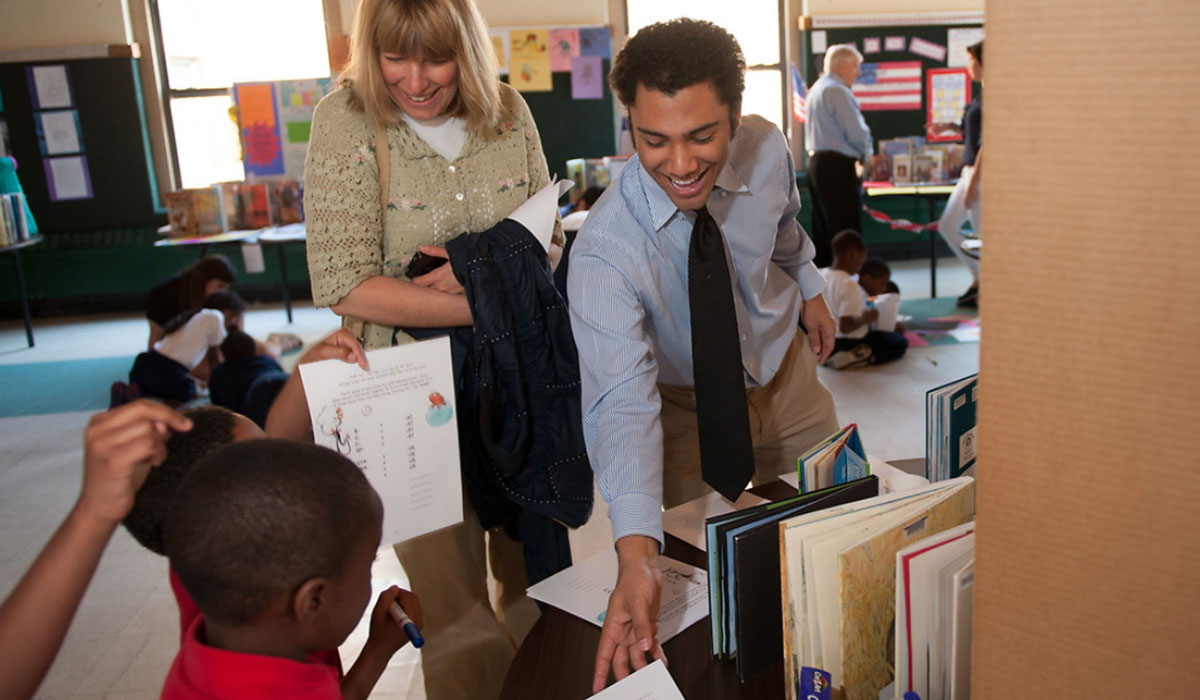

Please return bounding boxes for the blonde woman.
[304,0,562,697]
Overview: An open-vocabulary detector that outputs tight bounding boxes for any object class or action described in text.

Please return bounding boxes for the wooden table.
[500,482,798,700]
[864,182,955,297]
[154,225,305,322]
[1,236,43,347]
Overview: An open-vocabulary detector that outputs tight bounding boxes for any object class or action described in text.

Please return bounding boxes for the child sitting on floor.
[821,231,909,369]
[127,291,246,404]
[209,330,289,428]
[160,439,420,700]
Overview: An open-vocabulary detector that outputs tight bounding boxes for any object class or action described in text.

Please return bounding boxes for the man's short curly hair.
[609,19,745,124]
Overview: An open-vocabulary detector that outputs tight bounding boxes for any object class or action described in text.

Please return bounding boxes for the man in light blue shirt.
[805,43,873,266]
[568,19,840,692]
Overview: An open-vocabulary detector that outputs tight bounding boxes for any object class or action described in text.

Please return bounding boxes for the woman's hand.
[410,246,464,295]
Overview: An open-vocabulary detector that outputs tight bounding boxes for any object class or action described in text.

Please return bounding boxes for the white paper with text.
[299,336,463,545]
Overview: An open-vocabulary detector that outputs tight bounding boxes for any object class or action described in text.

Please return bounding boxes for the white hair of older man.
[823,43,864,74]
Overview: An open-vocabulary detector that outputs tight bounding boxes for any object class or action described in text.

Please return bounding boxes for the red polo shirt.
[167,568,345,679]
[160,616,343,699]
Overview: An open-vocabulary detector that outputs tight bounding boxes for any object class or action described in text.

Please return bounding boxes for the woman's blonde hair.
[342,0,501,130]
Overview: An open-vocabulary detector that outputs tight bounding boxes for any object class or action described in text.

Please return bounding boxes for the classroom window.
[625,1,786,133]
[149,0,331,189]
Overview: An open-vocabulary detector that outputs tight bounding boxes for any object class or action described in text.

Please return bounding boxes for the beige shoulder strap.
[341,121,391,345]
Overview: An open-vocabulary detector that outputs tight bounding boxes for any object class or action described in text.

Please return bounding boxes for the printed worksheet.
[526,549,709,642]
[299,336,462,545]
[662,490,766,551]
[587,660,684,700]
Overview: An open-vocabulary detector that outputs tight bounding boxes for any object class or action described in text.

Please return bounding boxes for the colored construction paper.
[286,120,312,144]
[549,28,580,71]
[235,83,284,177]
[571,56,603,99]
[578,27,611,58]
[490,32,509,75]
[885,36,907,52]
[510,29,549,60]
[509,56,553,92]
[864,37,881,54]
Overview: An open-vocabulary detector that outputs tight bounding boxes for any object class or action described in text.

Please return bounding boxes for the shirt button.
[448,165,456,173]
[741,333,748,341]
[721,191,727,197]
[455,193,464,201]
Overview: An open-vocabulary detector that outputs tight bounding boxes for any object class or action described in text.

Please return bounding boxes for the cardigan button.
[455,193,464,201]
[448,165,456,173]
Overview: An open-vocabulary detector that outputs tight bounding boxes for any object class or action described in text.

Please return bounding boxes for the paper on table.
[588,660,683,700]
[526,548,708,643]
[299,337,463,545]
[872,293,901,332]
[506,179,573,252]
[662,490,767,551]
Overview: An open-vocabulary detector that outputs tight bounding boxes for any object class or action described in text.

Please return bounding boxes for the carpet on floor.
[0,355,135,418]
[899,296,980,347]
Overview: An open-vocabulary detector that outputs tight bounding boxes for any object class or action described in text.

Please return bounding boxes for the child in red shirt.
[159,439,420,699]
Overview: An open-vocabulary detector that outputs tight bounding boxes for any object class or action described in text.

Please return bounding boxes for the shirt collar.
[638,157,750,231]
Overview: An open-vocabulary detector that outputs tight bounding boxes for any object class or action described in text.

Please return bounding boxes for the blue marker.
[389,601,425,648]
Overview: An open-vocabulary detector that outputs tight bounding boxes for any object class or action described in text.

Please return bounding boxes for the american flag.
[791,64,807,123]
[852,61,922,111]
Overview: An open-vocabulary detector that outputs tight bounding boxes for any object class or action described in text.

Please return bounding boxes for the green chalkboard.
[0,58,164,233]
[503,60,616,182]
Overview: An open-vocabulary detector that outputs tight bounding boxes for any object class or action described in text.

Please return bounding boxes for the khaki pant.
[393,501,540,700]
[659,331,840,508]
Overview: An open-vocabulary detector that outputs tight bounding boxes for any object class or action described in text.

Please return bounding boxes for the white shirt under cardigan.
[568,115,825,545]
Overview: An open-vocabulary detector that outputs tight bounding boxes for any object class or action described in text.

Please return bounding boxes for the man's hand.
[965,177,981,207]
[802,294,836,364]
[78,401,193,524]
[297,328,369,371]
[411,246,464,295]
[593,536,666,693]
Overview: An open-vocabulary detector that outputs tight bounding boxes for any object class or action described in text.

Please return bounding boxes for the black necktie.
[688,206,755,501]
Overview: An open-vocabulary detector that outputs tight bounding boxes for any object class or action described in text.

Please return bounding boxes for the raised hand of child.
[297,328,369,371]
[79,400,192,524]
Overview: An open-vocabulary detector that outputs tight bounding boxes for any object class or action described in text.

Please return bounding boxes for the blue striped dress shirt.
[804,73,873,161]
[567,115,825,544]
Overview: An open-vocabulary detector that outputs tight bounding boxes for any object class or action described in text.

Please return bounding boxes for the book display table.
[864,182,954,297]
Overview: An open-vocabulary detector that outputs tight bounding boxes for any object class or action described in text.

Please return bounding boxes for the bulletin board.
[0,58,163,233]
[802,24,983,146]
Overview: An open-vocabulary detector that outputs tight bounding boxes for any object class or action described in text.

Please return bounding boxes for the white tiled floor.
[0,257,978,699]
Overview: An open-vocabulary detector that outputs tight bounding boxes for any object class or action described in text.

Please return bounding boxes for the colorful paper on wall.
[509,56,553,92]
[36,110,84,155]
[27,65,72,109]
[235,83,284,177]
[570,56,603,99]
[927,69,971,141]
[44,155,92,201]
[510,29,549,60]
[490,32,510,75]
[863,37,881,54]
[276,78,335,179]
[909,37,948,62]
[578,27,611,58]
[549,28,580,71]
[885,36,907,52]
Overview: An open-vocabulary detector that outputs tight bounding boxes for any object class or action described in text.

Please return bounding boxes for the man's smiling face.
[629,81,739,211]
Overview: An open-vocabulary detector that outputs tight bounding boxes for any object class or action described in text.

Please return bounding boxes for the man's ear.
[292,577,329,624]
[730,104,742,134]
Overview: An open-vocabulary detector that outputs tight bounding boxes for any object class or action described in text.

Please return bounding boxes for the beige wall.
[0,0,132,51]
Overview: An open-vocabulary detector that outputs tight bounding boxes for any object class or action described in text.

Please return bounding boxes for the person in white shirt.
[821,231,907,368]
[127,291,245,402]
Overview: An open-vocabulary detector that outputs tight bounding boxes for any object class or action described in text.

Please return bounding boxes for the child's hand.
[298,329,369,371]
[78,400,192,524]
[365,585,423,656]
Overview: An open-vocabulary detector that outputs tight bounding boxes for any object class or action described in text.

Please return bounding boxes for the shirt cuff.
[797,261,826,301]
[607,492,665,548]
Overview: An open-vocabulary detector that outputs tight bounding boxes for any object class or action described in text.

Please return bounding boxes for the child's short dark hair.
[122,406,238,555]
[164,439,377,625]
[220,328,257,362]
[161,291,247,336]
[578,186,605,209]
[859,257,892,280]
[832,229,866,258]
[610,19,745,127]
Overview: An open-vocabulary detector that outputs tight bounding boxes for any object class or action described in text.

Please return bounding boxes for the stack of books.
[925,374,979,481]
[1,193,37,247]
